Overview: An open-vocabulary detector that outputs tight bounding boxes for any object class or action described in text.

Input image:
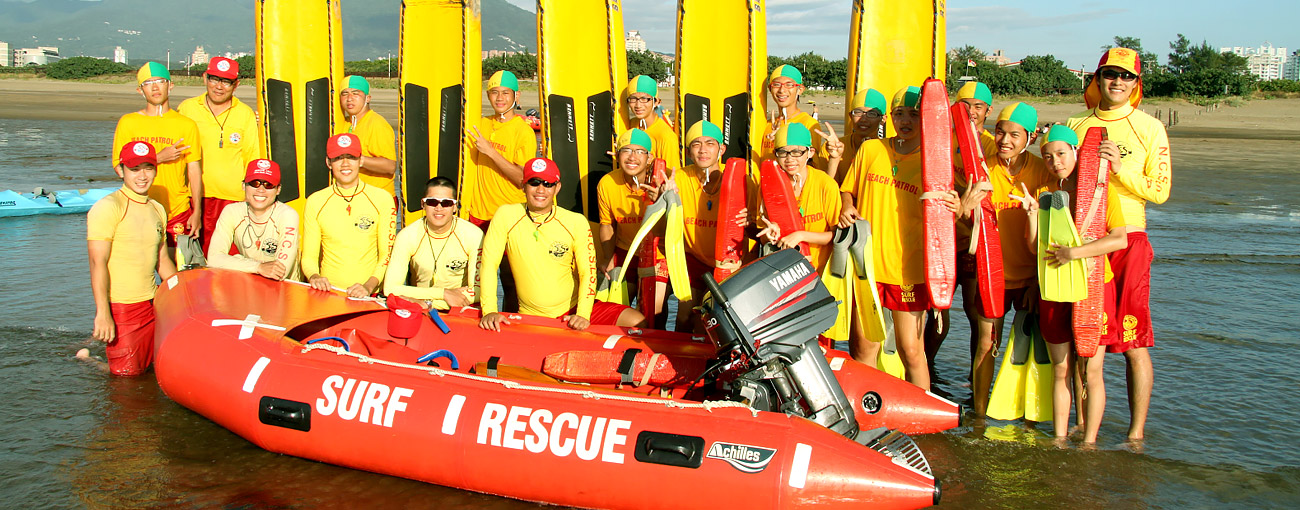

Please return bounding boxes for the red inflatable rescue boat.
[154,251,944,509]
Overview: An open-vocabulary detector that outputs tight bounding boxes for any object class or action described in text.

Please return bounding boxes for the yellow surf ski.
[845,0,945,138]
[255,0,345,217]
[675,0,767,173]
[537,0,627,223]
[399,0,482,226]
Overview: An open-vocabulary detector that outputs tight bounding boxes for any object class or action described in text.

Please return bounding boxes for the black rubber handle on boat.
[645,437,694,459]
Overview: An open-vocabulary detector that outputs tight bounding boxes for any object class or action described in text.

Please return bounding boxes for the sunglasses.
[421,197,458,208]
[1100,69,1139,82]
[246,180,276,189]
[774,148,809,158]
[526,177,558,188]
[206,76,236,86]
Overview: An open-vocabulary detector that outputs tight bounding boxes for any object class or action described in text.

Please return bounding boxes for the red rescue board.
[951,101,1005,318]
[713,157,749,281]
[1072,127,1110,357]
[637,159,670,319]
[758,159,809,256]
[542,350,708,386]
[919,78,956,309]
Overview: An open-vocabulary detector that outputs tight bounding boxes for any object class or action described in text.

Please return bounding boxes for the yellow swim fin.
[1022,313,1055,423]
[850,219,888,343]
[820,226,854,341]
[986,311,1032,421]
[597,267,630,306]
[663,190,693,302]
[1039,190,1088,302]
[877,313,907,380]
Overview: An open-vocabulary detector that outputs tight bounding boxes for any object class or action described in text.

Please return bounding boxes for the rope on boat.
[300,343,759,416]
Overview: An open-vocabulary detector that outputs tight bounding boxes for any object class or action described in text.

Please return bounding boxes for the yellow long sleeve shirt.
[479,203,596,319]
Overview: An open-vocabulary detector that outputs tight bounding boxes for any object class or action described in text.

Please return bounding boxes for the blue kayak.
[0,187,117,218]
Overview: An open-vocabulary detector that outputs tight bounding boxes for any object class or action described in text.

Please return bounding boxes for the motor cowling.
[699,249,860,439]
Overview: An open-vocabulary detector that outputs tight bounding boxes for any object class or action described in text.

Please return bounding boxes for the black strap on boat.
[617,349,641,386]
[486,356,500,378]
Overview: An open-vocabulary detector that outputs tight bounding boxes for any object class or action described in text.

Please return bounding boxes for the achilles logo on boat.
[315,375,414,428]
[707,441,776,473]
[476,403,631,464]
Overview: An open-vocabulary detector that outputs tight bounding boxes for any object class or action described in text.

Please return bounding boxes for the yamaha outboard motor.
[699,249,860,439]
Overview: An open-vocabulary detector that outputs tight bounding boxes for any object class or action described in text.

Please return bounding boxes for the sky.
[506,0,1299,68]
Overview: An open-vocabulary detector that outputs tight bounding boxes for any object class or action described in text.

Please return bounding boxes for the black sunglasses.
[1100,69,1138,82]
[246,180,276,189]
[421,197,458,208]
[526,177,558,188]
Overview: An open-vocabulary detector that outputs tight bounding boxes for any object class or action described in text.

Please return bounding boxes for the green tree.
[1166,34,1254,96]
[1103,36,1160,70]
[45,56,130,80]
[767,52,847,89]
[627,50,670,82]
[482,52,536,80]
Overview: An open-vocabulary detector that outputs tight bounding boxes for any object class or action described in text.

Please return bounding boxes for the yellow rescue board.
[537,0,626,223]
[399,0,482,226]
[846,0,946,137]
[675,0,767,172]
[254,0,345,217]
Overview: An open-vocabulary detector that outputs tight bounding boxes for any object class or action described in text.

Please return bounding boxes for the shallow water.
[2,118,1299,508]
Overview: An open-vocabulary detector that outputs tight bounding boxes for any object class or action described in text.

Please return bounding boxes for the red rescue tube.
[153,269,940,509]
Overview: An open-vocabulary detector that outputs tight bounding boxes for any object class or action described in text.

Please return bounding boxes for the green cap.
[775,122,812,148]
[996,102,1038,134]
[342,75,370,95]
[957,81,993,106]
[617,128,654,152]
[769,64,803,85]
[850,88,887,113]
[488,70,519,91]
[627,75,658,97]
[685,120,724,145]
[136,62,170,84]
[891,86,921,109]
[1042,125,1079,147]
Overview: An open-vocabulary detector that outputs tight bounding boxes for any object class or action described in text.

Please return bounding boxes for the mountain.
[0,0,538,63]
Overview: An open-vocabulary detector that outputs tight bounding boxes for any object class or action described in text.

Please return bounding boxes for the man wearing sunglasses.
[207,159,301,281]
[112,62,203,253]
[178,57,261,256]
[1066,47,1171,443]
[761,65,822,166]
[302,133,398,298]
[831,88,888,181]
[479,158,645,331]
[625,75,680,169]
[385,177,482,310]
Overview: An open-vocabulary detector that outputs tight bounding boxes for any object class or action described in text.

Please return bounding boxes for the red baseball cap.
[523,157,561,184]
[327,133,362,159]
[386,294,423,339]
[206,57,239,81]
[245,159,281,186]
[118,141,157,168]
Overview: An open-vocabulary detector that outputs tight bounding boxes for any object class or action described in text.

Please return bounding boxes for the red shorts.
[107,301,156,376]
[570,300,635,326]
[1038,298,1073,345]
[201,197,238,255]
[468,214,490,230]
[877,283,931,312]
[165,205,195,248]
[1107,232,1154,353]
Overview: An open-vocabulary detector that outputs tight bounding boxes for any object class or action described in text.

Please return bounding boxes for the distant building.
[1285,51,1300,81]
[14,46,60,66]
[482,49,524,59]
[626,30,647,52]
[984,49,1010,66]
[0,41,9,67]
[113,46,128,65]
[222,51,251,60]
[1221,42,1287,81]
[190,46,210,67]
